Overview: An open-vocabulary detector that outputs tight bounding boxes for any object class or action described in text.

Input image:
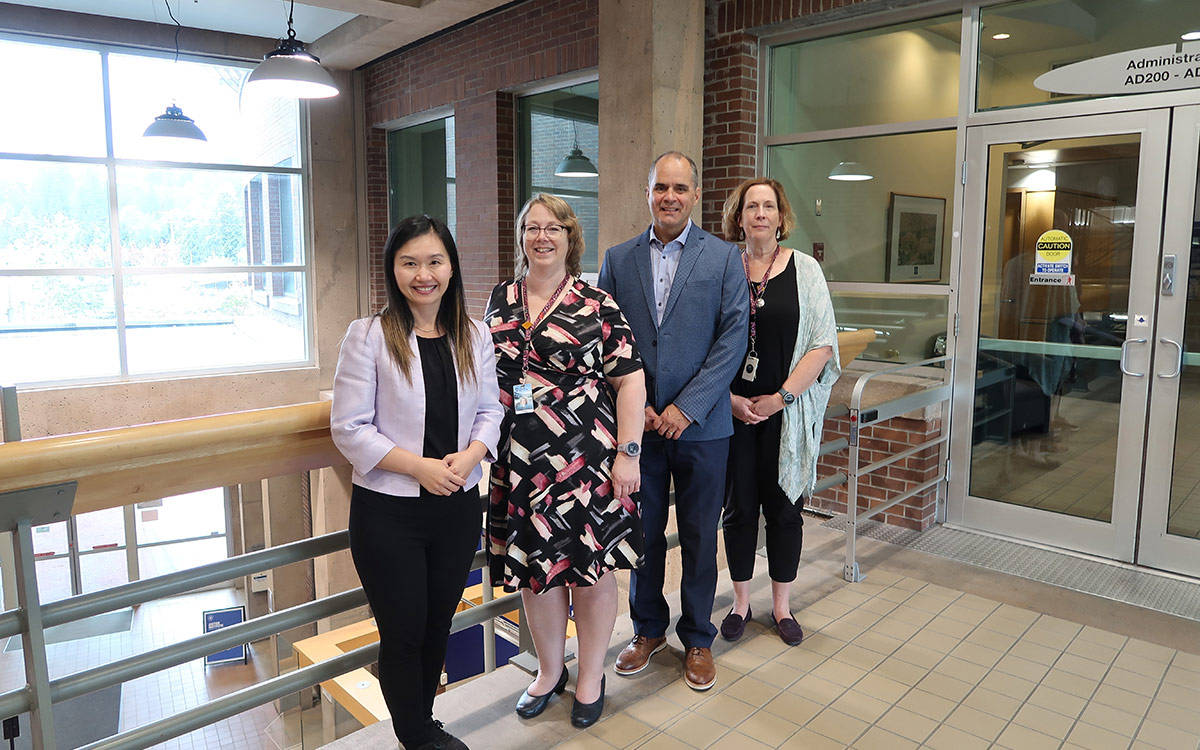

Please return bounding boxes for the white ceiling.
[3,0,356,42]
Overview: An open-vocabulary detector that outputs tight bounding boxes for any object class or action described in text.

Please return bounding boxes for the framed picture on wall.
[886,193,945,282]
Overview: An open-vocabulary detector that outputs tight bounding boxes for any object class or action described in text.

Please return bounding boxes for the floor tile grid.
[552,572,1200,750]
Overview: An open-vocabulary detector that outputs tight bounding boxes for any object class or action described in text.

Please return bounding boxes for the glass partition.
[769,14,960,135]
[832,291,948,364]
[978,0,1194,111]
[767,130,957,284]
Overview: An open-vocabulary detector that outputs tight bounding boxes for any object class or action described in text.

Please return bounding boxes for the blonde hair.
[720,177,796,243]
[514,193,584,277]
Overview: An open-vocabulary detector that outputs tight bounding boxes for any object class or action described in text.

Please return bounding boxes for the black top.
[732,252,800,398]
[416,335,462,500]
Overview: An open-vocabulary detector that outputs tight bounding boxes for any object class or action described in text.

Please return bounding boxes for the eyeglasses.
[523,225,567,239]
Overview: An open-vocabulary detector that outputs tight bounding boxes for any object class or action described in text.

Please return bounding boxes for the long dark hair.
[379,215,477,384]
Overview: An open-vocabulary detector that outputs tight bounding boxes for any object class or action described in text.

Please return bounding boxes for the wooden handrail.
[837,328,876,367]
[0,402,345,516]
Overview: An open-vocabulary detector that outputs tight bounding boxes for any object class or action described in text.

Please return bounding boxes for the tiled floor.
[549,571,1200,750]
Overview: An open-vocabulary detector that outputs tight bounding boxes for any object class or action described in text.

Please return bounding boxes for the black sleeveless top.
[416,335,463,500]
[731,252,800,398]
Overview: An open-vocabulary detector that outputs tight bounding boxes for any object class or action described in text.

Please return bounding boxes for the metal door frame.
[1138,105,1200,577]
[948,109,1171,561]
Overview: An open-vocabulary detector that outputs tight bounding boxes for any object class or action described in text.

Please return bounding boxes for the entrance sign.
[1034,229,1072,274]
[203,606,248,666]
[1029,273,1074,286]
[1035,42,1200,96]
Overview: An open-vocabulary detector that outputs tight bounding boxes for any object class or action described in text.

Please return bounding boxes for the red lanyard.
[519,274,571,377]
[741,245,780,352]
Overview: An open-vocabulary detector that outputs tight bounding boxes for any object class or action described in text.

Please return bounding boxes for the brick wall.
[362,0,599,316]
[813,413,942,530]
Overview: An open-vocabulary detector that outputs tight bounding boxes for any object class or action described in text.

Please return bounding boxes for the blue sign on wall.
[203,606,247,666]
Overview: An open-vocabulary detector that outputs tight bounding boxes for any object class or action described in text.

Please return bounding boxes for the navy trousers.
[630,436,728,649]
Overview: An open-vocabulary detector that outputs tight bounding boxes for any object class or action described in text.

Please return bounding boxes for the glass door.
[950,110,1171,561]
[1140,105,1200,577]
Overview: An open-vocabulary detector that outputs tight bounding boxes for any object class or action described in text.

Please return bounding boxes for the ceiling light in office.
[1183,31,1200,41]
[992,32,1011,40]
[554,121,598,177]
[245,0,339,99]
[143,1,206,143]
[827,161,873,181]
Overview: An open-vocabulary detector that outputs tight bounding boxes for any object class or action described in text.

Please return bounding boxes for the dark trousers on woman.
[722,413,805,582]
[348,484,481,749]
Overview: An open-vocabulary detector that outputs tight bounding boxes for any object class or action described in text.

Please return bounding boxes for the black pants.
[722,414,805,583]
[348,484,481,749]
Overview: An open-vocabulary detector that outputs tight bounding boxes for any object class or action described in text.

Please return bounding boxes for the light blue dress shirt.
[648,220,693,326]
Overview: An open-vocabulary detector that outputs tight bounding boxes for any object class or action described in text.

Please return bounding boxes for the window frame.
[0,32,315,387]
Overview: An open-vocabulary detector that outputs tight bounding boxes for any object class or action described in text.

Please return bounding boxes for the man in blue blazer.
[598,151,749,690]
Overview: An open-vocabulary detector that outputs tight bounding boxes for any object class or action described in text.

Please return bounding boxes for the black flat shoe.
[515,664,569,718]
[571,675,605,728]
[720,606,752,641]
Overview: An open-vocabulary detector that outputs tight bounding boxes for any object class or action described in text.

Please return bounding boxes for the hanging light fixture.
[827,161,873,181]
[554,120,598,177]
[143,0,206,143]
[245,0,339,99]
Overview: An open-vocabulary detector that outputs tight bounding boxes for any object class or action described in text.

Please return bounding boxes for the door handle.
[1120,338,1147,377]
[1158,337,1183,378]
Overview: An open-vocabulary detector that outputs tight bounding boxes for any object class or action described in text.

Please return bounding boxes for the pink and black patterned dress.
[486,278,644,592]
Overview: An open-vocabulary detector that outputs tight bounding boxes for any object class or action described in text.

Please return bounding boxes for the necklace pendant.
[521,321,533,329]
[756,298,765,309]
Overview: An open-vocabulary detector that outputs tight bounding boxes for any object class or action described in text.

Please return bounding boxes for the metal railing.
[0,386,526,749]
[843,356,952,582]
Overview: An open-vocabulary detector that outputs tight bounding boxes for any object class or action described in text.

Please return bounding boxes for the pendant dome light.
[143,0,206,143]
[827,161,873,181]
[245,0,339,99]
[554,120,598,177]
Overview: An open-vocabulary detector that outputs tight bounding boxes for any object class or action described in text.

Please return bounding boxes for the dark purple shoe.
[771,613,804,646]
[719,607,751,642]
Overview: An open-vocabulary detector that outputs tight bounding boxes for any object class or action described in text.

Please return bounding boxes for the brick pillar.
[702,22,758,233]
[455,92,516,317]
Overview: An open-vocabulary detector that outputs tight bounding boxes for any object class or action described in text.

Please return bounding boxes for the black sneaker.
[411,720,469,750]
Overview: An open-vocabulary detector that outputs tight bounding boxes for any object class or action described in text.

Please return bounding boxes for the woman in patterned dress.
[487,193,645,728]
[716,178,840,647]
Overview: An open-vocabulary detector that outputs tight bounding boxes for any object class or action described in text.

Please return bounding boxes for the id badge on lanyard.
[516,274,571,415]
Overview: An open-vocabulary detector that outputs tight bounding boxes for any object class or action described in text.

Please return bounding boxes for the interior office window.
[769,15,960,135]
[0,37,310,385]
[518,82,599,274]
[977,0,1189,111]
[387,117,456,236]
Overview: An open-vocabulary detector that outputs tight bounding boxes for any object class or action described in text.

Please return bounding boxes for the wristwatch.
[616,441,641,458]
[777,387,796,406]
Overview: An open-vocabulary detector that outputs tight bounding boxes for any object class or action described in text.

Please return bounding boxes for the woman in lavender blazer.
[330,215,502,750]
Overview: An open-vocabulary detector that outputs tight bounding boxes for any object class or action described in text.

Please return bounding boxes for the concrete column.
[237,481,269,622]
[261,474,316,650]
[597,0,705,256]
[311,462,368,632]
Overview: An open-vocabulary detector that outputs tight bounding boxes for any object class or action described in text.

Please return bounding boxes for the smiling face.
[393,231,453,315]
[647,155,700,242]
[522,202,570,277]
[739,183,782,246]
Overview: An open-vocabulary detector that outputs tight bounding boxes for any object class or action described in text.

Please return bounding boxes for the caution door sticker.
[1034,229,1072,274]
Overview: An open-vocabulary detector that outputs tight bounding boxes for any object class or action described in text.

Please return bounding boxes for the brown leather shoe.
[615,635,667,675]
[684,647,716,690]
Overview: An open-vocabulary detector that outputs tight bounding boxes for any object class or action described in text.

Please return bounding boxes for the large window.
[518,82,600,274]
[766,17,960,363]
[387,116,456,235]
[0,37,310,386]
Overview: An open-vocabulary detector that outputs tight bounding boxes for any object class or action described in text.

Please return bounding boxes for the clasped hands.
[645,403,691,440]
[731,393,784,425]
[413,446,485,496]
